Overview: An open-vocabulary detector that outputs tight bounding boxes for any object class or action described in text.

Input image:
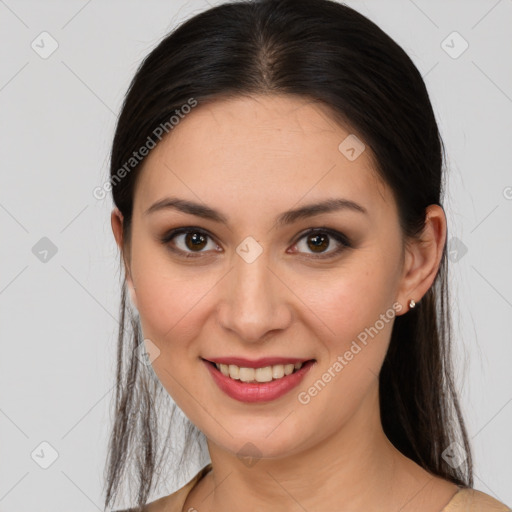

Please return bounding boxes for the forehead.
[134,94,395,222]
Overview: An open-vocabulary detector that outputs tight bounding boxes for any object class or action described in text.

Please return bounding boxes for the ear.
[395,204,447,315]
[111,208,138,309]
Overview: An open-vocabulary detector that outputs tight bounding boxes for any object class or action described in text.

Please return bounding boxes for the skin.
[111,94,458,511]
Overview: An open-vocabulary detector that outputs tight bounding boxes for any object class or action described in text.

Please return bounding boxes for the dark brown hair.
[103,0,473,509]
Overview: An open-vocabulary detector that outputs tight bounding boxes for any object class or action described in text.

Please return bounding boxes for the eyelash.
[159,226,352,260]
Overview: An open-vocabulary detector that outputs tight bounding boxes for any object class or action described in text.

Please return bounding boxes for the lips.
[203,358,316,403]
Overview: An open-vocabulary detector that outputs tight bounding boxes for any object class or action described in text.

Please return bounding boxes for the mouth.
[201,357,317,403]
[201,357,316,384]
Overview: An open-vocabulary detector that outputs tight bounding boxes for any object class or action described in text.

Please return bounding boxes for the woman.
[104,0,510,510]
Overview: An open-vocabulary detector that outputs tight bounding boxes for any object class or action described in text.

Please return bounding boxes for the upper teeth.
[216,362,304,383]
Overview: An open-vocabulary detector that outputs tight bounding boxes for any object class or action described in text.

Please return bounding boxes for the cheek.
[135,273,209,347]
[130,238,209,340]
[293,259,397,340]
[132,267,209,412]
[292,275,396,436]
[289,258,399,403]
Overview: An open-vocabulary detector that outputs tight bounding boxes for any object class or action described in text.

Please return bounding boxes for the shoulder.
[113,463,213,512]
[444,488,511,512]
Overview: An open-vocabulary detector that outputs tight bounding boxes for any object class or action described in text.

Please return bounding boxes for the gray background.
[1,0,511,510]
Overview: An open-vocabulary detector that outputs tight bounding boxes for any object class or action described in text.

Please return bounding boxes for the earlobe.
[126,278,138,310]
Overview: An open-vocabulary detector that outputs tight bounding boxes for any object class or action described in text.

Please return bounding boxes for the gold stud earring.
[409,299,416,309]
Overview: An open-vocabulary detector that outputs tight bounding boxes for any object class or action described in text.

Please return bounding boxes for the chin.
[208,421,313,462]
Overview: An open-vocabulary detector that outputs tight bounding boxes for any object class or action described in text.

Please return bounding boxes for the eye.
[160,227,220,258]
[290,228,351,259]
[160,226,351,259]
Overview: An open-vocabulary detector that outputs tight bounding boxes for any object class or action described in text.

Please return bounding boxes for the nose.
[216,251,293,343]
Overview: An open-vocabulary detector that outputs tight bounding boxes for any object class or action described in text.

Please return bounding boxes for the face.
[113,94,413,460]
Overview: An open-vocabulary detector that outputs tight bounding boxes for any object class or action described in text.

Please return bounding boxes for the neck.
[189,385,451,512]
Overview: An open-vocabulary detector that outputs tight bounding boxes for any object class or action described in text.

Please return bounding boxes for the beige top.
[117,463,511,512]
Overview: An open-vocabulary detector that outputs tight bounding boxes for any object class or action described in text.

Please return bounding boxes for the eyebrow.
[144,196,367,227]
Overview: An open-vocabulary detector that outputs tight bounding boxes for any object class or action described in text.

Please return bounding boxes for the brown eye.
[292,228,351,258]
[306,233,330,253]
[160,226,351,260]
[183,232,208,251]
[160,227,219,257]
